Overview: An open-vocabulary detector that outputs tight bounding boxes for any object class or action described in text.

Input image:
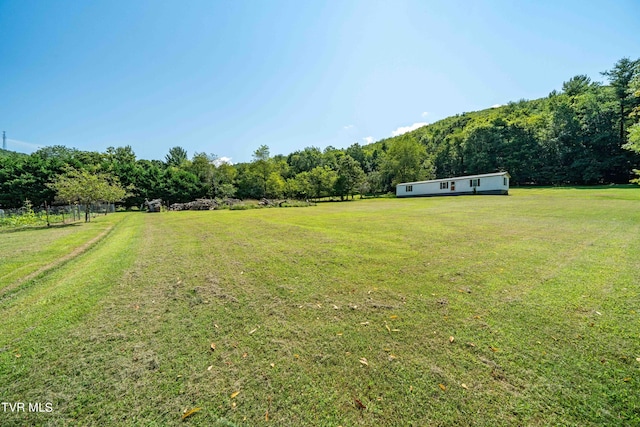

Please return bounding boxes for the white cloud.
[343,124,355,130]
[490,104,505,109]
[213,156,233,166]
[363,136,374,144]
[391,122,427,137]
[421,111,430,118]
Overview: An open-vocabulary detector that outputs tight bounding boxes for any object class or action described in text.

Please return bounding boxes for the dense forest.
[1,57,639,209]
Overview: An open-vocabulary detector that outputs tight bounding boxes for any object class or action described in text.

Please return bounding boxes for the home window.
[470,179,481,187]
[439,182,449,189]
[406,185,413,192]
[504,177,507,185]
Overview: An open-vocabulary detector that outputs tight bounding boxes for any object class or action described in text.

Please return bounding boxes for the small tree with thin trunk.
[252,145,272,198]
[48,169,127,222]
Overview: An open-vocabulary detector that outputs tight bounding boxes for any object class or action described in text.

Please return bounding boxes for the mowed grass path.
[1,188,639,426]
[0,217,118,293]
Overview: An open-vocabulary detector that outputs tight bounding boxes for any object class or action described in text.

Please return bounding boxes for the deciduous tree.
[334,155,365,200]
[382,135,430,187]
[252,145,272,198]
[48,169,127,222]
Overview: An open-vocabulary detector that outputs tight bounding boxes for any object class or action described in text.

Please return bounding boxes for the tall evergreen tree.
[601,57,640,144]
[165,146,189,167]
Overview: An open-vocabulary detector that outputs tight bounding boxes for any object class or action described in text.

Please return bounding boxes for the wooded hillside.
[1,57,638,209]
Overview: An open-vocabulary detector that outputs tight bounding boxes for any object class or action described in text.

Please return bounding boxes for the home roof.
[398,171,510,186]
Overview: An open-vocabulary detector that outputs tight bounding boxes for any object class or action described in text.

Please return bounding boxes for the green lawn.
[0,215,119,296]
[1,188,639,426]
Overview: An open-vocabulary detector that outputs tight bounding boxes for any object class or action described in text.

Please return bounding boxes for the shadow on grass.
[570,184,639,190]
[312,195,393,203]
[516,184,639,190]
[0,222,83,234]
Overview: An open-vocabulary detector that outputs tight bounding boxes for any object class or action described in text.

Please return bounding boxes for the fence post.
[45,202,50,227]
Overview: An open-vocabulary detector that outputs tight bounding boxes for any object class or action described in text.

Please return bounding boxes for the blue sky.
[1,0,639,163]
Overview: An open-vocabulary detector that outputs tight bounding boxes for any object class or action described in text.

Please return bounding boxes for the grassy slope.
[1,188,639,426]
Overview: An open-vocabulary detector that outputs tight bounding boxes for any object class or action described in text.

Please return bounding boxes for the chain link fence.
[0,203,115,228]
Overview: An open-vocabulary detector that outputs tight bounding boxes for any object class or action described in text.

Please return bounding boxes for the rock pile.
[168,199,218,211]
[145,199,163,212]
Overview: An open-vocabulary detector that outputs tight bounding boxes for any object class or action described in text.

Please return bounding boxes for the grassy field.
[1,187,639,426]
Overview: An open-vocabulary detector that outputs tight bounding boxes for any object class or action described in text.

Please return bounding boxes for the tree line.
[1,57,638,210]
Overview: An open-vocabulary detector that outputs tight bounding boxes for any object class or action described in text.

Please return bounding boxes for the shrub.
[229,203,261,211]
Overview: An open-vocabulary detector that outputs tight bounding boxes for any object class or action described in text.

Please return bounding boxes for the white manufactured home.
[396,172,510,197]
